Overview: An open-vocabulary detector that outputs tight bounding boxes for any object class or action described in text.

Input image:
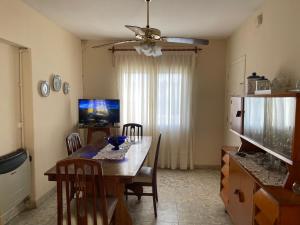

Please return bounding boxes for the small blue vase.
[108,136,127,150]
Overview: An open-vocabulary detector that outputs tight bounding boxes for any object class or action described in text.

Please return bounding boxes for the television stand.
[78,124,120,145]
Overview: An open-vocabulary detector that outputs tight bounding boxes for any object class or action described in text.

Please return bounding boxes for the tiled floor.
[8,169,232,225]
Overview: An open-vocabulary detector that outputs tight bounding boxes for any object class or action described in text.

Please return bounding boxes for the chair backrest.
[152,133,162,181]
[66,133,82,155]
[122,123,143,137]
[56,158,109,225]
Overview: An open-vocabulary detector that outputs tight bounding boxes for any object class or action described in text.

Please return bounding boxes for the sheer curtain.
[115,52,196,169]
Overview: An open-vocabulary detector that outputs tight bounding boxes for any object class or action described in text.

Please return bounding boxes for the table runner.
[92,142,132,160]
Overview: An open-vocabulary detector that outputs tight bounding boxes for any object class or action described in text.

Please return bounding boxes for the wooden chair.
[66,133,82,155]
[122,123,143,137]
[125,133,162,217]
[56,158,118,225]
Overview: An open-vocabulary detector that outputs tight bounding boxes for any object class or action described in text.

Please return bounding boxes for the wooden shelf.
[230,129,293,165]
[246,92,300,98]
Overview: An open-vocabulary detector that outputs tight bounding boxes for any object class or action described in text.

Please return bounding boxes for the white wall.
[83,40,227,166]
[0,42,21,155]
[194,40,227,166]
[0,0,83,202]
[225,0,300,145]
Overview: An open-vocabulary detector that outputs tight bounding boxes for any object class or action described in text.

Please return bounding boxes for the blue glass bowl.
[108,136,127,150]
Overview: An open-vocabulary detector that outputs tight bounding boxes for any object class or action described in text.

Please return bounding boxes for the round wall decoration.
[63,82,70,95]
[52,74,62,91]
[40,81,50,97]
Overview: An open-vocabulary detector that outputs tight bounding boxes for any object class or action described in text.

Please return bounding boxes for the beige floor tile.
[8,169,232,225]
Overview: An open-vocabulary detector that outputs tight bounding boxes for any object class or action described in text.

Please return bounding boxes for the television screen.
[78,99,120,126]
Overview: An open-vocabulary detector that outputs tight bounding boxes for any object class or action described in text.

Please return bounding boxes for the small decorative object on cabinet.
[63,82,70,95]
[221,93,300,225]
[247,72,260,95]
[52,74,62,91]
[271,75,292,92]
[254,76,271,95]
[39,80,50,97]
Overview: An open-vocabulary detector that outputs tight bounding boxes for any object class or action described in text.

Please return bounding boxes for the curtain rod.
[109,47,202,53]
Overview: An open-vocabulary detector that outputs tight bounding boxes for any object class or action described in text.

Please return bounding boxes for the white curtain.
[115,52,196,169]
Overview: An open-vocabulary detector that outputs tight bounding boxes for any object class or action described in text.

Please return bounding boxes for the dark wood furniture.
[56,158,117,225]
[66,133,82,155]
[125,134,161,217]
[78,125,120,145]
[86,127,111,145]
[122,123,143,137]
[221,94,300,225]
[45,136,152,225]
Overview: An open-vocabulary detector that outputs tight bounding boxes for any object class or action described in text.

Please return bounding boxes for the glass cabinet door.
[244,97,296,159]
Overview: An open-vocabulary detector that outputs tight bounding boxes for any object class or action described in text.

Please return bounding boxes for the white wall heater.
[0,149,31,224]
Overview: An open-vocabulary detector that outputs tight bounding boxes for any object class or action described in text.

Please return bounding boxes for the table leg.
[105,178,132,225]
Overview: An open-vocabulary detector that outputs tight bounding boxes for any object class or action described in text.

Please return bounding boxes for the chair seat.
[125,134,161,218]
[63,196,117,225]
[132,166,153,183]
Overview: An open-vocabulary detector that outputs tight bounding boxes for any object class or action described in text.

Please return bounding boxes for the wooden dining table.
[44,136,152,225]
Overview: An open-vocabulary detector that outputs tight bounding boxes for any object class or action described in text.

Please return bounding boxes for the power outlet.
[257,14,263,26]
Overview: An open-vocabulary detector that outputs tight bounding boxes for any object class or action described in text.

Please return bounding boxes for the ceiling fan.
[93,0,209,56]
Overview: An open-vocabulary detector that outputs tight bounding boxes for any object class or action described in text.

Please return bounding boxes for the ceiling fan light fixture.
[151,34,161,40]
[135,34,144,40]
[151,45,162,57]
[134,43,162,57]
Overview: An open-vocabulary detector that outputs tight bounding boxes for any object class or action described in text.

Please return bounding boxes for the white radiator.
[0,149,31,224]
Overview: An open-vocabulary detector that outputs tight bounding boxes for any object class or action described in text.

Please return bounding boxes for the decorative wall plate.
[52,74,62,91]
[63,82,70,95]
[40,81,50,97]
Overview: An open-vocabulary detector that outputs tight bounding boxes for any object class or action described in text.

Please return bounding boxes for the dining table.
[44,136,152,225]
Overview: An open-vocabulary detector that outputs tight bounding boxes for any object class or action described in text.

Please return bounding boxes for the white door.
[0,42,21,156]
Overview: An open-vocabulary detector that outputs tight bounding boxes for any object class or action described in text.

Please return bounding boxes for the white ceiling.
[23,0,264,40]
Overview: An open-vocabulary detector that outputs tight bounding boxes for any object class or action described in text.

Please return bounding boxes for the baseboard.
[194,165,221,170]
[35,186,56,208]
[2,187,56,225]
[0,200,27,225]
[157,165,221,170]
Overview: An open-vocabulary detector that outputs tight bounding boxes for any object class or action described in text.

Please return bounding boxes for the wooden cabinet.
[253,188,278,225]
[220,147,235,208]
[222,93,300,225]
[227,158,255,225]
[253,187,300,225]
[221,149,300,225]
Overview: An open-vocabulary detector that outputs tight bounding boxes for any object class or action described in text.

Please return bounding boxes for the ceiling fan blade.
[92,40,139,48]
[125,25,145,36]
[162,37,209,45]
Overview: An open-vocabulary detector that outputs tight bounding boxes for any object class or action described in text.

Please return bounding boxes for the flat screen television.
[78,99,120,126]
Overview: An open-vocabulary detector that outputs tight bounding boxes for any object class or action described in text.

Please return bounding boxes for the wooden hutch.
[221,93,300,225]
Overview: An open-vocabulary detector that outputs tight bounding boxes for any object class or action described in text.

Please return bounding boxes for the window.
[116,52,195,169]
